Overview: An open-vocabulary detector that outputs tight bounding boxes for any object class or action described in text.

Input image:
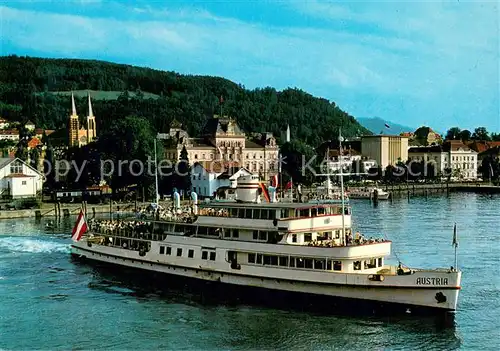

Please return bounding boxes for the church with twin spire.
[68,92,97,147]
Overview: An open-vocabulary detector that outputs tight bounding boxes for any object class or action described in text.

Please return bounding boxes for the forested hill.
[0,55,370,146]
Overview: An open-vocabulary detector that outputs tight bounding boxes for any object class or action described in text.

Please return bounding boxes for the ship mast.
[154,136,159,204]
[338,128,346,245]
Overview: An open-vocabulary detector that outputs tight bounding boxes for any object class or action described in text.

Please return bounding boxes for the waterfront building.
[68,92,97,147]
[0,118,10,129]
[408,140,478,179]
[191,161,252,197]
[361,135,409,169]
[401,127,442,146]
[25,121,36,132]
[0,129,20,141]
[164,116,279,179]
[0,157,44,198]
[327,149,376,173]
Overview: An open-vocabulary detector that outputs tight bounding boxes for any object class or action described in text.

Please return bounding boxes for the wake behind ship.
[70,175,461,315]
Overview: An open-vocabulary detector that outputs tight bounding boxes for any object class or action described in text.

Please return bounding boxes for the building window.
[188,249,194,258]
[166,247,172,255]
[10,160,22,174]
[209,251,216,261]
[22,181,27,185]
[159,246,165,255]
[177,248,182,257]
[248,253,256,263]
[202,251,208,260]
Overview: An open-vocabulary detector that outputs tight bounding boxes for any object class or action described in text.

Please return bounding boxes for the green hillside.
[0,55,370,146]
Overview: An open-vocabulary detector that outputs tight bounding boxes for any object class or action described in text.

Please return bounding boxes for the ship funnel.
[235,175,260,203]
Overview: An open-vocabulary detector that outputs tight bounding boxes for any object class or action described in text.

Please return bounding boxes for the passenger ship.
[71,174,461,314]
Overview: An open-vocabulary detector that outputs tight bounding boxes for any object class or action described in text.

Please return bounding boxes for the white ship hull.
[72,237,460,314]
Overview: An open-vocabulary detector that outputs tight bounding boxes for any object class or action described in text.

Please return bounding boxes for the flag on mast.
[72,209,88,242]
[452,223,458,248]
[384,123,390,129]
[271,174,278,188]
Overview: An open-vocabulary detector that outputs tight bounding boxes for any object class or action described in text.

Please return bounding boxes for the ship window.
[188,249,194,258]
[289,257,295,267]
[245,209,252,218]
[314,259,325,270]
[296,258,305,268]
[256,254,262,264]
[327,260,332,270]
[232,229,239,238]
[304,259,313,269]
[209,252,216,261]
[230,208,238,217]
[317,207,325,215]
[292,234,297,243]
[378,258,383,267]
[279,256,288,267]
[354,261,362,270]
[333,261,342,271]
[177,248,182,257]
[304,233,312,242]
[202,251,208,260]
[366,259,377,269]
[253,230,258,240]
[224,229,230,238]
[248,253,256,263]
[270,256,278,266]
[280,209,288,218]
[166,247,172,255]
[259,231,267,241]
[198,227,207,235]
[311,208,318,217]
[159,246,165,255]
[299,209,309,217]
[263,255,271,265]
[253,209,260,219]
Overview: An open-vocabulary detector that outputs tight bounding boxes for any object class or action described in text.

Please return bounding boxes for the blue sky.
[1,0,499,133]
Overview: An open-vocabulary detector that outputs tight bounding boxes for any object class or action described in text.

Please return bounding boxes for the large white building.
[165,116,279,179]
[408,141,478,179]
[0,158,44,199]
[327,149,376,173]
[191,162,252,197]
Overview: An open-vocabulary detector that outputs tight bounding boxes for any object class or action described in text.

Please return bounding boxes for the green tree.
[173,146,191,195]
[98,116,155,198]
[445,127,461,140]
[471,127,490,141]
[459,129,471,142]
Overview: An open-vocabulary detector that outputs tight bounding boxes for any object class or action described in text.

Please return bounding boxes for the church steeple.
[71,92,78,117]
[88,92,94,117]
[69,92,79,147]
[86,91,96,143]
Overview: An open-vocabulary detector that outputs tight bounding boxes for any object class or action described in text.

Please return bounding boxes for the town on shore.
[0,90,499,212]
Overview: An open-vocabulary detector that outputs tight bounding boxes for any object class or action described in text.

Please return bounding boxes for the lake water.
[0,193,499,350]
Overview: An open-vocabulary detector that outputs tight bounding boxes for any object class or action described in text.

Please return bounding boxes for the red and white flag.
[271,174,278,188]
[72,209,88,242]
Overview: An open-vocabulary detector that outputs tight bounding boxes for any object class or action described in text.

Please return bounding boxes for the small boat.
[348,187,390,200]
